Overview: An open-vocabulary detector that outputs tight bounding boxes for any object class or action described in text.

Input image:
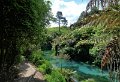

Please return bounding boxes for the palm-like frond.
[86,0,119,12]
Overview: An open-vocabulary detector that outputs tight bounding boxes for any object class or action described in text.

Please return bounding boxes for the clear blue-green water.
[44,51,109,82]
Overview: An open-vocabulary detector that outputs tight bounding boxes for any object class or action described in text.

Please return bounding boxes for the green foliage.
[41,26,70,51]
[89,6,99,15]
[69,26,94,40]
[45,69,66,82]
[0,0,52,81]
[53,20,120,66]
[78,11,88,21]
[41,35,53,50]
[52,26,95,62]
[38,60,52,74]
[44,4,120,82]
[75,40,94,48]
[28,50,44,66]
[60,68,75,81]
[47,26,71,36]
[75,5,120,29]
[15,55,25,64]
[28,50,66,82]
[109,4,120,11]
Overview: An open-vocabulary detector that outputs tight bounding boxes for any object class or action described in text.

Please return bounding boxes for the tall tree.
[61,17,68,26]
[56,11,68,32]
[56,11,63,33]
[0,0,51,81]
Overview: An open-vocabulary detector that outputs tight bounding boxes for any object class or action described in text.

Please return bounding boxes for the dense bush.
[45,69,66,82]
[53,22,120,67]
[28,50,66,82]
[41,27,71,51]
[28,50,44,66]
[41,35,53,50]
[0,0,52,81]
[53,26,95,62]
[38,60,52,74]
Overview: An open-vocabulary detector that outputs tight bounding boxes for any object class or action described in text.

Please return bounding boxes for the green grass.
[47,26,71,35]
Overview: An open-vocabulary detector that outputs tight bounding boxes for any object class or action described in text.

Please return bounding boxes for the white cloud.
[50,0,87,27]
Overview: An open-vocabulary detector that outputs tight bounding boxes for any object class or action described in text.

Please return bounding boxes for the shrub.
[45,69,66,82]
[38,60,52,74]
[60,68,75,81]
[28,50,44,66]
[15,55,25,64]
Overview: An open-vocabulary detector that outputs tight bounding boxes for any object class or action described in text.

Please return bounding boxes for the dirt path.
[14,61,45,82]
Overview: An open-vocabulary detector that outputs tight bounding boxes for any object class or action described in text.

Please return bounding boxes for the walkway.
[14,61,45,82]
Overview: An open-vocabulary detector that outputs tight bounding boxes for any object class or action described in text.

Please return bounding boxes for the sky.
[50,0,89,27]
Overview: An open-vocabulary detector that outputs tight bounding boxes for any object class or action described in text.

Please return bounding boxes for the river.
[43,51,110,82]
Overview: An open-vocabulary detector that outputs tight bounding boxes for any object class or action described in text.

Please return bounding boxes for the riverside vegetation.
[40,4,120,82]
[0,0,120,82]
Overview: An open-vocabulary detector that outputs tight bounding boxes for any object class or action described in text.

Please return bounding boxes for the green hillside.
[51,5,120,69]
